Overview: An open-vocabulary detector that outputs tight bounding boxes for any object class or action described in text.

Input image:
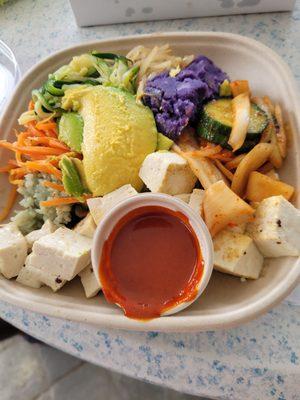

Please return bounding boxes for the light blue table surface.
[0,1,299,399]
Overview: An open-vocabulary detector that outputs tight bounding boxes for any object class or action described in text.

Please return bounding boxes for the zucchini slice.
[198,125,259,154]
[198,98,268,138]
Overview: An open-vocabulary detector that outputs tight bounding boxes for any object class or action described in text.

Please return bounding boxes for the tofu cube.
[26,220,58,250]
[173,193,191,203]
[17,257,66,292]
[102,184,137,215]
[30,227,92,280]
[0,223,28,279]
[79,265,101,298]
[139,152,197,195]
[74,213,96,238]
[247,196,300,257]
[188,189,205,216]
[87,184,137,224]
[16,265,42,289]
[86,197,103,225]
[213,230,264,279]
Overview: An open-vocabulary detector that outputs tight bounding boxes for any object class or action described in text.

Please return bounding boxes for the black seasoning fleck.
[276,241,281,245]
[90,268,93,273]
[243,251,247,255]
[277,219,282,228]
[259,229,263,233]
[55,277,62,284]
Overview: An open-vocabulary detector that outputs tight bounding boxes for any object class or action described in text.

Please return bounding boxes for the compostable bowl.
[0,32,299,331]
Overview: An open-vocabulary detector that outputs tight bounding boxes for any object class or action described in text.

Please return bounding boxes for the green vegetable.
[219,80,232,97]
[96,59,139,94]
[199,98,268,138]
[31,52,139,121]
[198,125,259,153]
[58,112,83,153]
[72,158,89,192]
[60,156,85,198]
[91,51,131,65]
[32,89,54,112]
[157,132,174,151]
[44,79,65,97]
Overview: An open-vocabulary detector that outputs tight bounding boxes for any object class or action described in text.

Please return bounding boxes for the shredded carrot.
[0,141,67,156]
[9,167,27,179]
[42,181,65,192]
[28,100,35,111]
[45,129,58,138]
[27,123,47,137]
[36,121,57,131]
[28,136,70,151]
[25,161,62,180]
[15,151,24,166]
[17,145,66,156]
[18,131,31,145]
[0,185,18,222]
[26,154,50,161]
[40,197,82,207]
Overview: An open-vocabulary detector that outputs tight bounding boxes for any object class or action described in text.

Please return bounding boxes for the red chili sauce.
[99,205,203,319]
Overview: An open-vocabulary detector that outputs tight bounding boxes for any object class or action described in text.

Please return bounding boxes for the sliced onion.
[228,93,251,152]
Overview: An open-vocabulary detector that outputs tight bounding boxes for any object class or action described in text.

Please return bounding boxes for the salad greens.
[26,52,140,121]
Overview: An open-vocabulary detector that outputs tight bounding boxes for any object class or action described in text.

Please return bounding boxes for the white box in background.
[69,0,295,27]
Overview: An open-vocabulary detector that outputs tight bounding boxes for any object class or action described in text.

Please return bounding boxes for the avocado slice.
[72,158,89,192]
[58,112,83,153]
[157,132,174,151]
[63,86,158,196]
[60,156,85,198]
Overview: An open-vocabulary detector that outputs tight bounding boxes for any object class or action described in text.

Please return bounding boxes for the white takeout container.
[69,0,296,27]
[0,32,299,332]
[91,193,214,317]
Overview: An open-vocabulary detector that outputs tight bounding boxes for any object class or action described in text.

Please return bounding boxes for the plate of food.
[0,32,299,331]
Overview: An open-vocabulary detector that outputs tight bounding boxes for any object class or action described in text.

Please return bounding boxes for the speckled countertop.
[0,1,300,399]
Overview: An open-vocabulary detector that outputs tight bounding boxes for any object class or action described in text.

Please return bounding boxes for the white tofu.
[30,227,92,280]
[86,197,103,225]
[102,184,137,214]
[74,213,96,238]
[17,258,66,292]
[79,265,101,298]
[0,223,28,279]
[173,193,191,203]
[139,152,197,195]
[87,184,137,224]
[188,189,205,216]
[26,220,58,250]
[213,230,264,279]
[247,196,300,257]
[16,266,42,289]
